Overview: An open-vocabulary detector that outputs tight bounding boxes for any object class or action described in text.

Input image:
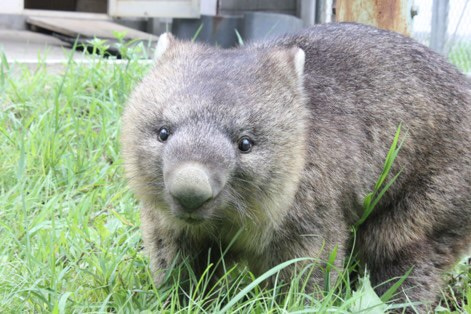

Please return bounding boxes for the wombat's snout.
[166,164,214,212]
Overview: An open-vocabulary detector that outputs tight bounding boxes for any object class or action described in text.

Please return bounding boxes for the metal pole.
[315,0,327,24]
[430,0,449,55]
[298,0,316,26]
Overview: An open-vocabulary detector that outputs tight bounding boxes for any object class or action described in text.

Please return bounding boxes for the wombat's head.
[122,34,308,229]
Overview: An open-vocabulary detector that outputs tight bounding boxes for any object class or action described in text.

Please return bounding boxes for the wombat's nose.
[167,164,213,211]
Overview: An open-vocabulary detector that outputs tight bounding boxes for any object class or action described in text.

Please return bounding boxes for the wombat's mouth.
[175,213,205,224]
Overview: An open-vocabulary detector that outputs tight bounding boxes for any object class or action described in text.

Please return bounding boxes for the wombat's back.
[257,23,471,223]
[266,23,471,136]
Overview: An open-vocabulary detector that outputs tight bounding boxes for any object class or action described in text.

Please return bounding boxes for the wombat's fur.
[121,23,471,309]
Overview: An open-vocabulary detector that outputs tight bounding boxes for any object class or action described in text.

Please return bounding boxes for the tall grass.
[448,42,471,74]
[0,46,469,312]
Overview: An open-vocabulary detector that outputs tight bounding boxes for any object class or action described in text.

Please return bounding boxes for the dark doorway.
[24,0,107,13]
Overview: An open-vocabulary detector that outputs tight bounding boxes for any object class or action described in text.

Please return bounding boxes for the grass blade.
[380,268,413,302]
[235,29,244,46]
[192,24,204,42]
[219,257,312,313]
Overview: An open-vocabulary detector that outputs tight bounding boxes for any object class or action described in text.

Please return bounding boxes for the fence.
[412,0,471,74]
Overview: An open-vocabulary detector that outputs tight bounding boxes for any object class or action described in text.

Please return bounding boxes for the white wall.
[2,0,23,14]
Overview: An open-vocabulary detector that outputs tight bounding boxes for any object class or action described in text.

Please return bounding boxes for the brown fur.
[121,23,471,310]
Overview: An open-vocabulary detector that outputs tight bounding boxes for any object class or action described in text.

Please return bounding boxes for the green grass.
[448,42,471,74]
[0,47,469,313]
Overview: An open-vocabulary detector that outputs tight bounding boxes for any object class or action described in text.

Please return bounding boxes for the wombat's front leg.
[141,207,218,290]
[248,232,347,293]
[143,224,212,290]
[140,208,179,287]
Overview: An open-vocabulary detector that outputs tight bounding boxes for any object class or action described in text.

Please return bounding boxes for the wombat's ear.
[154,32,175,60]
[292,47,305,80]
[268,47,305,82]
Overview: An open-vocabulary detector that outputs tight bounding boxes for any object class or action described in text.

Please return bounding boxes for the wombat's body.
[121,23,471,309]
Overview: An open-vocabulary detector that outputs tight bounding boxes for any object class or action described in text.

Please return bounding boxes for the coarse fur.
[121,23,471,311]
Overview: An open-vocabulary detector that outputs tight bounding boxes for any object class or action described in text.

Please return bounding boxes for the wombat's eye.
[158,127,170,142]
[238,136,253,153]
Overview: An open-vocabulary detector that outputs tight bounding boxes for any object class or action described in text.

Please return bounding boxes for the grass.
[0,45,470,313]
[448,42,471,74]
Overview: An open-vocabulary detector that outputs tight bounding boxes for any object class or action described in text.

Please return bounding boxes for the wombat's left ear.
[269,47,305,82]
[292,47,305,80]
[154,32,175,60]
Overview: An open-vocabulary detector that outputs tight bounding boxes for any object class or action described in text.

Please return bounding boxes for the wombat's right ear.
[154,33,175,60]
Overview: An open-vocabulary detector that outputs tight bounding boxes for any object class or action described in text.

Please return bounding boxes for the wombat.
[121,23,471,309]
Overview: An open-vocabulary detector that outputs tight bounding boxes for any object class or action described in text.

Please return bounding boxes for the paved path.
[0,29,90,72]
[0,30,89,60]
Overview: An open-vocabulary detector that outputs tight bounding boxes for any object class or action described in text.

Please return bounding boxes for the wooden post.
[336,0,411,36]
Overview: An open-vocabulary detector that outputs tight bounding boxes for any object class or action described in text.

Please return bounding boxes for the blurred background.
[0,0,470,74]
